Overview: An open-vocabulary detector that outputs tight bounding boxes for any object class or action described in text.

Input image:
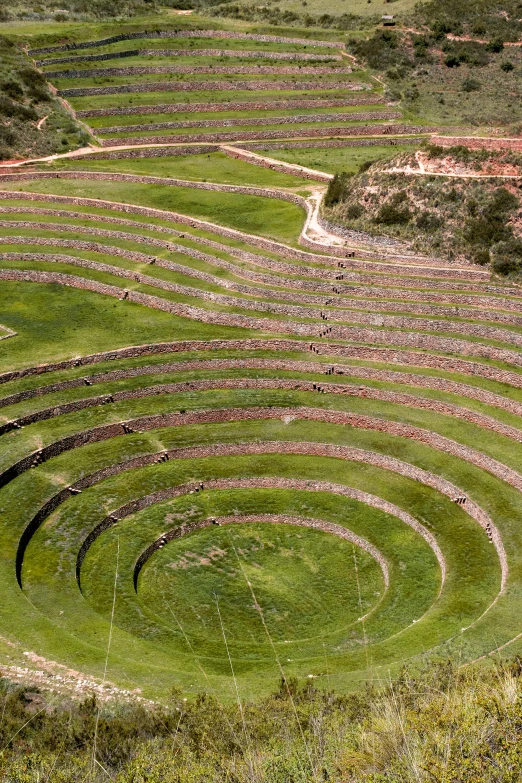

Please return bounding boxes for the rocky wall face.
[96,111,400,135]
[1,269,521,369]
[3,356,521,420]
[2,243,516,346]
[86,145,216,159]
[76,96,386,118]
[0,405,506,582]
[38,49,344,67]
[0,185,488,274]
[3,219,511,323]
[59,80,365,97]
[29,29,345,56]
[431,135,522,152]
[1,335,521,391]
[47,66,353,78]
[3,374,522,446]
[241,136,423,151]
[96,125,428,147]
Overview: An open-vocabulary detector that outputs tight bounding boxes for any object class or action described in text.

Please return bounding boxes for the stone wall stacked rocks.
[38,50,344,67]
[76,96,386,118]
[59,80,365,97]
[0,186,488,275]
[85,145,216,160]
[2,356,520,419]
[2,247,520,346]
[97,111,400,135]
[2,223,515,324]
[241,136,424,151]
[3,374,522,446]
[431,135,522,152]
[99,124,429,147]
[2,207,501,291]
[132,507,392,589]
[1,337,521,390]
[1,268,521,368]
[28,30,345,56]
[47,65,353,78]
[0,410,506,583]
[220,145,331,181]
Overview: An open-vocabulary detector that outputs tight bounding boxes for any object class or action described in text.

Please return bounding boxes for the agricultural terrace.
[0,21,520,704]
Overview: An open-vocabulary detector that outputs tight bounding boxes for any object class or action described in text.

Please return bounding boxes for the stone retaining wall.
[220,145,331,182]
[38,49,343,67]
[431,135,522,152]
[59,80,365,97]
[86,145,217,160]
[97,111,400,135]
[241,136,424,151]
[48,65,352,78]
[131,483,440,584]
[131,508,391,590]
[76,95,386,118]
[1,409,505,586]
[0,187,488,278]
[29,30,345,56]
[0,187,490,279]
[2,337,522,392]
[2,373,522,447]
[3,356,520,420]
[6,240,514,344]
[3,208,510,302]
[1,269,521,369]
[98,123,403,147]
[0,170,309,211]
[2,231,518,337]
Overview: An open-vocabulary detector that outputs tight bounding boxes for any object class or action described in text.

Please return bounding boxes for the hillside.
[0,35,88,161]
[322,145,522,274]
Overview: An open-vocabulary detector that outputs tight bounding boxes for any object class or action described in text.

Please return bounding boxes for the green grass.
[0,178,307,244]
[255,143,418,174]
[86,103,388,129]
[45,151,308,187]
[68,86,368,111]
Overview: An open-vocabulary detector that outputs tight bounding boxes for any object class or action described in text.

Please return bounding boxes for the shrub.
[486,37,505,53]
[462,77,481,92]
[501,60,515,72]
[374,204,411,225]
[0,125,15,146]
[491,238,522,274]
[444,55,460,67]
[359,159,377,173]
[0,96,37,121]
[416,211,442,231]
[1,80,24,100]
[403,85,420,101]
[472,248,490,265]
[324,173,351,208]
[345,203,364,219]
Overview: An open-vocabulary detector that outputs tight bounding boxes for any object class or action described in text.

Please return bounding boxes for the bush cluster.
[415,0,522,43]
[210,3,374,30]
[3,660,522,781]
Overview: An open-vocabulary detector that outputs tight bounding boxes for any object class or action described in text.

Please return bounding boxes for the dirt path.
[220,144,333,182]
[390,150,522,179]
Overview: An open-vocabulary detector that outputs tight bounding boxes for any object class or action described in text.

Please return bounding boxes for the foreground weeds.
[1,660,522,781]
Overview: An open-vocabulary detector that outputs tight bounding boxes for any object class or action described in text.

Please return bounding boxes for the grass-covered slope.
[0,35,88,160]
